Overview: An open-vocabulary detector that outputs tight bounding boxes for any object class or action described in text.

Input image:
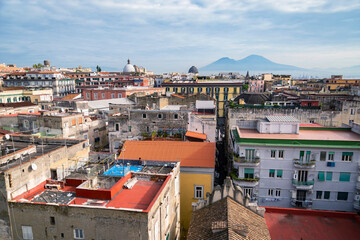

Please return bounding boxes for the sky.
[0,0,360,73]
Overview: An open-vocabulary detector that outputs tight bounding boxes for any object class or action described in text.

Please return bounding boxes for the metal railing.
[292,179,314,185]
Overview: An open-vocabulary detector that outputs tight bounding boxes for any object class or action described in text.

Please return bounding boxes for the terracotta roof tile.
[120,141,215,168]
[185,131,207,140]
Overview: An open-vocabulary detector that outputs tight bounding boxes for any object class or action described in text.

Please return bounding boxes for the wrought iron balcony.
[293,159,316,169]
[292,179,314,190]
[233,155,260,167]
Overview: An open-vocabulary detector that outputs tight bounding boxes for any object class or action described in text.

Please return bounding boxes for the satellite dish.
[5,134,10,140]
[31,163,37,171]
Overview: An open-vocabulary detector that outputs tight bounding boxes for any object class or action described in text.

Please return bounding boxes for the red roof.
[299,123,323,127]
[185,131,207,140]
[120,141,215,168]
[265,207,360,240]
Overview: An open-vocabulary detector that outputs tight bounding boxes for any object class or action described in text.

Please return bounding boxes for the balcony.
[292,179,314,190]
[230,169,259,187]
[293,159,316,169]
[233,155,260,167]
[291,198,313,208]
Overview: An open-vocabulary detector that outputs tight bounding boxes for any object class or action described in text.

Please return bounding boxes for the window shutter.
[318,172,325,181]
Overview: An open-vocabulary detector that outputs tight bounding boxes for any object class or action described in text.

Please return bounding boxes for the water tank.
[44,60,50,66]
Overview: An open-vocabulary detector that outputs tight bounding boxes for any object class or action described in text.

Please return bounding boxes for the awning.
[185,131,207,140]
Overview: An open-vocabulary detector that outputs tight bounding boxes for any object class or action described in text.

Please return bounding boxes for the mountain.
[200,55,305,72]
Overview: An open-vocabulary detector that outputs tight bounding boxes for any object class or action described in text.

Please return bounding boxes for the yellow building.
[162,80,243,117]
[325,78,360,91]
[273,74,292,86]
[119,141,216,237]
[0,87,53,104]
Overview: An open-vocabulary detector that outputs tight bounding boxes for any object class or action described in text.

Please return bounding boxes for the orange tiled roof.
[60,93,81,100]
[27,71,60,74]
[120,141,215,168]
[185,131,207,140]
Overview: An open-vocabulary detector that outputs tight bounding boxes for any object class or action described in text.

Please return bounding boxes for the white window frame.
[268,189,274,196]
[243,187,253,198]
[194,185,204,199]
[270,150,276,158]
[22,226,33,240]
[278,150,284,159]
[74,229,84,239]
[275,189,281,197]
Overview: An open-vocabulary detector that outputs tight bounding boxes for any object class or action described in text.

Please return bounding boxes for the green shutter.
[342,152,353,156]
[300,151,304,157]
[329,152,335,155]
[277,169,283,177]
[326,172,332,181]
[306,151,311,155]
[269,169,275,174]
[244,168,254,174]
[318,171,325,181]
[339,172,350,182]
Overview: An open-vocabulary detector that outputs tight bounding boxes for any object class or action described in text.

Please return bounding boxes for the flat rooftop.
[265,207,360,240]
[238,128,360,141]
[13,172,170,212]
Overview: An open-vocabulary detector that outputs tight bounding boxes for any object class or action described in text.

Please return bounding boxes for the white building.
[230,116,360,212]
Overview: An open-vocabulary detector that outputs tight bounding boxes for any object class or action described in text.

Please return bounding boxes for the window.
[174,114,178,119]
[142,113,147,119]
[198,87,202,92]
[233,87,237,94]
[194,185,204,199]
[173,87,178,93]
[94,93,98,99]
[101,93,105,99]
[326,172,332,181]
[350,108,355,115]
[111,93,115,98]
[318,171,325,181]
[115,123,120,131]
[316,191,322,199]
[64,121,68,128]
[271,150,276,158]
[22,226,33,240]
[324,191,330,199]
[118,93,122,98]
[278,150,284,159]
[269,169,275,178]
[245,149,255,161]
[74,229,84,239]
[72,119,76,126]
[342,152,353,162]
[320,151,326,161]
[328,152,334,161]
[165,87,170,92]
[189,87,194,93]
[224,94,228,101]
[268,189,274,196]
[23,120,30,129]
[243,187,253,198]
[181,87,186,93]
[305,151,311,162]
[215,87,220,93]
[337,192,348,201]
[339,172,350,182]
[276,169,283,178]
[244,168,254,179]
[158,114,163,119]
[50,216,55,225]
[275,189,281,197]
[299,151,304,161]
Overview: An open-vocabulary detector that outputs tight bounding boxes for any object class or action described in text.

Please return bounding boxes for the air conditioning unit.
[355,195,360,201]
[293,170,298,180]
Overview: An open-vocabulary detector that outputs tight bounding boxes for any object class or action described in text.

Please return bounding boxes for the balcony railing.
[293,159,316,168]
[291,199,313,208]
[233,155,260,166]
[292,179,314,186]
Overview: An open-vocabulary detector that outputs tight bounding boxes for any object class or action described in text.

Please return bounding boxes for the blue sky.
[0,0,359,73]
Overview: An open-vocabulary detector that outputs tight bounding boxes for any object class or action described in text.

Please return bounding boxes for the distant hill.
[200,55,305,72]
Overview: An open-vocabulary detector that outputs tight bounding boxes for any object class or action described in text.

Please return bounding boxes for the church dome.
[188,66,199,74]
[123,59,135,73]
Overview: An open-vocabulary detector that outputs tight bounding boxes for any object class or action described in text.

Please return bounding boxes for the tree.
[242,84,249,91]
[96,65,102,72]
[32,63,44,68]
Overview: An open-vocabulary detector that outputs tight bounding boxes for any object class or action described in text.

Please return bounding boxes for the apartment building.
[229,116,360,212]
[0,135,89,240]
[3,71,75,97]
[162,80,243,117]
